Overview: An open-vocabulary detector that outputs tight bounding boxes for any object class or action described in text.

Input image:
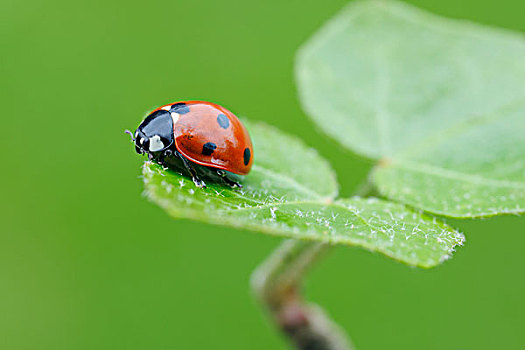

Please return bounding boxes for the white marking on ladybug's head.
[171,112,180,124]
[135,131,138,138]
[161,105,171,111]
[149,135,165,152]
[139,137,145,145]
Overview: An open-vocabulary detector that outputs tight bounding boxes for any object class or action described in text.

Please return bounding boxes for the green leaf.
[296,0,525,218]
[142,121,464,267]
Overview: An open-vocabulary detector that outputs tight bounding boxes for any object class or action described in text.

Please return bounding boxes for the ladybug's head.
[127,109,174,156]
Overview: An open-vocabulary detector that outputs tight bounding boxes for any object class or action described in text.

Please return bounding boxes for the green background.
[1,0,524,349]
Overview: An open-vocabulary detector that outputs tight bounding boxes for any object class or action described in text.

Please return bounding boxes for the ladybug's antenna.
[124,129,135,142]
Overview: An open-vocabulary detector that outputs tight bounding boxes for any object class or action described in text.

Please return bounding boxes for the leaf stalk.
[251,240,353,350]
[250,184,375,349]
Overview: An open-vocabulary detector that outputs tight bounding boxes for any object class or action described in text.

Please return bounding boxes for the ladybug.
[126,100,253,188]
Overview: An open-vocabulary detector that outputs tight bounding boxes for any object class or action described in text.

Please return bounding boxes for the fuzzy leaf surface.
[143,122,464,267]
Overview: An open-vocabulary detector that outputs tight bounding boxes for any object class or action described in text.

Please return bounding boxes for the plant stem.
[251,239,353,350]
[251,184,374,349]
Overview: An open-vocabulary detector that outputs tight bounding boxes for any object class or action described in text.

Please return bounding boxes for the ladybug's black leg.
[177,152,206,188]
[156,153,164,165]
[163,149,173,158]
[156,149,172,165]
[216,170,242,189]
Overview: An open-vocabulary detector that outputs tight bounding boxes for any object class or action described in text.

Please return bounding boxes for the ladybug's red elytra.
[126,101,253,188]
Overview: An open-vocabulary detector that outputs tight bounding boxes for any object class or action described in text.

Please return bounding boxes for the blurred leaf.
[296,0,525,218]
[143,121,464,267]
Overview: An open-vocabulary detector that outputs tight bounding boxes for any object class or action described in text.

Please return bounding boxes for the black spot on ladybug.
[170,103,190,114]
[243,147,251,166]
[217,113,230,129]
[202,142,217,156]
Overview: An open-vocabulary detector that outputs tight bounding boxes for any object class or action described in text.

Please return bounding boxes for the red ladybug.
[126,101,253,188]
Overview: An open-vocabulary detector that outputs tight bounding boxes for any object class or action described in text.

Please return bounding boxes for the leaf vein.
[251,165,325,200]
[390,160,525,189]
